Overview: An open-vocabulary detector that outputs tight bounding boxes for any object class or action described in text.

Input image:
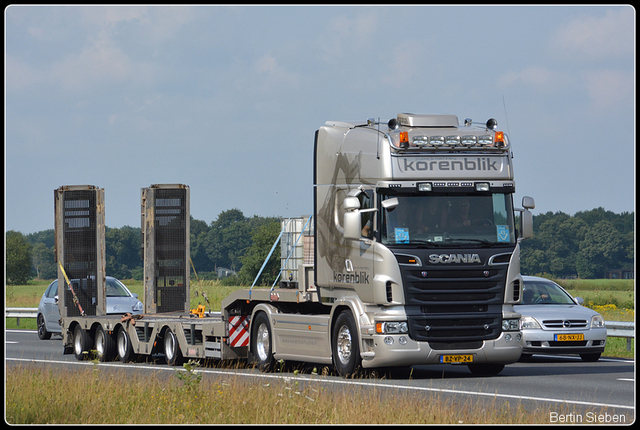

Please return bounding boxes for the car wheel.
[580,353,601,362]
[37,314,51,340]
[164,328,183,366]
[95,326,116,362]
[251,312,274,371]
[117,327,137,363]
[332,310,361,377]
[73,325,91,361]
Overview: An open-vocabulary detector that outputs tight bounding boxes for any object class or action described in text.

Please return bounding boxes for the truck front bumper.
[359,331,523,368]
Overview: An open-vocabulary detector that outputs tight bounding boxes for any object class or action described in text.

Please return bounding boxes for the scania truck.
[58,113,534,376]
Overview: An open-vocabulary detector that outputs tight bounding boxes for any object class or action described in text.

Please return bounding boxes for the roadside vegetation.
[6,361,616,425]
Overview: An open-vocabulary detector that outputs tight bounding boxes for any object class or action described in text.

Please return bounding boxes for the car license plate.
[555,333,584,341]
[440,354,473,364]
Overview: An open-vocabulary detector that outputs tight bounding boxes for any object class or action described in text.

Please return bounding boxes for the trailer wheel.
[117,327,137,363]
[73,324,91,361]
[95,326,116,362]
[332,310,361,377]
[251,312,274,371]
[164,328,183,366]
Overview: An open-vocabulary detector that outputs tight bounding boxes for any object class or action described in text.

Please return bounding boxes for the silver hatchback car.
[516,276,607,361]
[37,276,143,340]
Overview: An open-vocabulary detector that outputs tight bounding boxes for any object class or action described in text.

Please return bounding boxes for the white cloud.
[551,7,634,63]
[497,65,572,92]
[582,69,634,112]
[319,9,379,64]
[253,53,301,92]
[49,31,132,92]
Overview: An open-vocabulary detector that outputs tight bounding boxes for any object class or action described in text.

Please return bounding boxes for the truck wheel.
[164,328,183,366]
[95,326,116,362]
[117,327,137,363]
[73,324,91,361]
[37,314,51,340]
[332,310,361,377]
[251,312,274,371]
[467,363,505,376]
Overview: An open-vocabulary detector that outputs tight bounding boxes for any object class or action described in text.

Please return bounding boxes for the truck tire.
[467,363,505,376]
[95,325,116,362]
[73,324,91,361]
[251,312,274,371]
[117,327,137,363]
[164,328,183,366]
[332,310,361,377]
[37,314,51,340]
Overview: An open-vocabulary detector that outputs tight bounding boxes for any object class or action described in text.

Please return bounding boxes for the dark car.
[516,276,606,361]
[37,276,143,340]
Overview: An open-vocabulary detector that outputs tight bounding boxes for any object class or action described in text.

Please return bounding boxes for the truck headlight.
[520,316,541,329]
[501,318,520,332]
[376,321,409,334]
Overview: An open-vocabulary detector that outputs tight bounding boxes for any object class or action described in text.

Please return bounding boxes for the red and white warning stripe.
[228,315,250,347]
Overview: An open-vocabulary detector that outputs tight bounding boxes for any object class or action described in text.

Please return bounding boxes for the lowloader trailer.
[59,113,534,376]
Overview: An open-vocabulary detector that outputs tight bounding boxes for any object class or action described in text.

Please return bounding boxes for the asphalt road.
[6,329,635,424]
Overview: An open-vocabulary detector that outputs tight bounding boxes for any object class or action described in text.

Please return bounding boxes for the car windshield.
[521,280,575,305]
[381,193,516,246]
[106,278,131,297]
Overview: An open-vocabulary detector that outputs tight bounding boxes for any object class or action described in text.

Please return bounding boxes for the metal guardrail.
[5,307,636,348]
[605,321,635,351]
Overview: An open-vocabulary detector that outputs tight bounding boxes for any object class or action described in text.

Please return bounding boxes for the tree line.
[6,207,634,285]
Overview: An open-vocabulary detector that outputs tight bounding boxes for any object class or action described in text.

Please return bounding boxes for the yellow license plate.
[555,333,584,341]
[440,354,473,364]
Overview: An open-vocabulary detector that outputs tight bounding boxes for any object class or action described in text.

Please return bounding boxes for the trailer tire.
[117,327,137,363]
[73,324,91,361]
[95,326,116,362]
[251,312,274,371]
[164,328,183,366]
[332,310,361,377]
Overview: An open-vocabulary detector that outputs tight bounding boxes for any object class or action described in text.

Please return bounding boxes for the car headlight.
[591,315,605,328]
[132,301,143,312]
[520,316,541,330]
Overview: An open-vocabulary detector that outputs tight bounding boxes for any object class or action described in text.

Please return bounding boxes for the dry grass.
[5,363,595,425]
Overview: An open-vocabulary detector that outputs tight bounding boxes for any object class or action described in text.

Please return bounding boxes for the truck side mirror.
[343,196,362,240]
[518,196,535,240]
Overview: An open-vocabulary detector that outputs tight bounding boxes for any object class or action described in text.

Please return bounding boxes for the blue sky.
[5,5,635,234]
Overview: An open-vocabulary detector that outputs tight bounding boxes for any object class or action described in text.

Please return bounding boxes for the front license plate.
[555,333,584,341]
[440,354,473,364]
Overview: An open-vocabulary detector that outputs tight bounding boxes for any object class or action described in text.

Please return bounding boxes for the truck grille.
[396,251,509,343]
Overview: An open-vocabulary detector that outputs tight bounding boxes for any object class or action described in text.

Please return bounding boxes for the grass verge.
[5,363,616,425]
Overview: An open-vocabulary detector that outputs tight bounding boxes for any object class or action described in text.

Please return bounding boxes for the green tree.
[576,220,624,279]
[238,220,281,286]
[31,242,56,279]
[105,226,141,279]
[204,209,252,271]
[6,230,32,284]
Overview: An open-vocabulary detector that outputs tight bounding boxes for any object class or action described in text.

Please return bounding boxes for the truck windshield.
[381,193,516,246]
